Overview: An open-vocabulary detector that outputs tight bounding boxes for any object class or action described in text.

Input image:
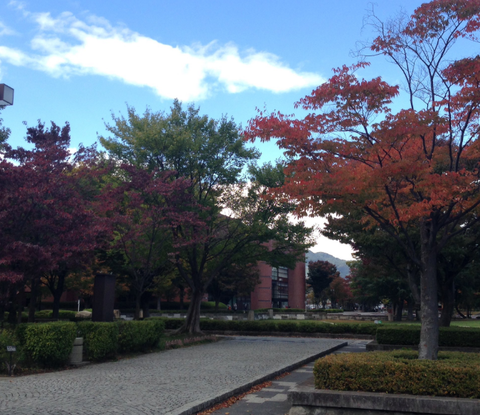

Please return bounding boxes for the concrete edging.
[181,330,374,340]
[288,387,480,415]
[170,341,348,415]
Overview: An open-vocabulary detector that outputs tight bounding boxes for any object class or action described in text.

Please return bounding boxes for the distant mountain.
[306,251,350,278]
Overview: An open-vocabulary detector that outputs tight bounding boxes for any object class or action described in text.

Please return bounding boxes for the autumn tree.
[100,165,202,319]
[0,122,109,321]
[245,1,480,359]
[207,263,260,311]
[101,102,312,333]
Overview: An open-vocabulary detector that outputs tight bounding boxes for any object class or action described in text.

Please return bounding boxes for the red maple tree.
[245,0,480,359]
[0,122,109,321]
[99,164,204,319]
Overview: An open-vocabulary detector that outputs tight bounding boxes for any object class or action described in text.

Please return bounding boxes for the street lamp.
[0,84,14,106]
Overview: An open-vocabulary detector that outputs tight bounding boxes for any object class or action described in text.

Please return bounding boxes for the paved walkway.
[0,336,346,415]
[208,339,369,415]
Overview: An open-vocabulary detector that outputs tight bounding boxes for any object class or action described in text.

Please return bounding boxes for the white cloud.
[0,21,16,37]
[0,10,324,101]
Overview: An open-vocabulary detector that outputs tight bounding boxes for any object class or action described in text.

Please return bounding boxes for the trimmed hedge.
[255,308,306,313]
[35,310,77,321]
[78,320,166,361]
[77,321,119,361]
[314,350,480,398]
[154,317,377,335]
[22,322,77,367]
[376,325,480,347]
[117,320,165,353]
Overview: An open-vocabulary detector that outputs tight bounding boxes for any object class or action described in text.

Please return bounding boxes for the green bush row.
[155,318,377,335]
[13,322,77,368]
[35,310,78,320]
[314,350,480,398]
[122,301,227,311]
[8,319,166,368]
[376,326,480,348]
[254,308,306,313]
[78,319,165,361]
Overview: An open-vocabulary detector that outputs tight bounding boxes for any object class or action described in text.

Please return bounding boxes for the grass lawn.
[382,319,480,328]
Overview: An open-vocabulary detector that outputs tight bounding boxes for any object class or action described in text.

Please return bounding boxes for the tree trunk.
[52,291,62,319]
[51,271,66,320]
[179,286,185,310]
[394,300,403,322]
[455,304,466,319]
[418,244,439,360]
[135,293,142,320]
[156,298,161,311]
[16,285,25,324]
[439,279,454,327]
[28,278,38,323]
[407,301,414,321]
[177,288,203,334]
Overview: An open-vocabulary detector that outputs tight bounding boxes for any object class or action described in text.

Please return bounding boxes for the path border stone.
[288,388,480,415]
[171,341,347,415]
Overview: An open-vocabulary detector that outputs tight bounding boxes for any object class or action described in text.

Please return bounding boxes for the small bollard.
[69,338,84,365]
[6,345,16,376]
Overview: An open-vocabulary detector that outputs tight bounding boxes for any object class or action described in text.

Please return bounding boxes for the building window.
[272,266,289,304]
[271,266,288,281]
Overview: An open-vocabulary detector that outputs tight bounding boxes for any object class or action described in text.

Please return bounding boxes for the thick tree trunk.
[52,291,62,319]
[179,287,185,310]
[177,288,203,334]
[419,246,439,360]
[439,279,454,327]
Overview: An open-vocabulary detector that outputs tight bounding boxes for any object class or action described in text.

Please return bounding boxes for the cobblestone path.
[0,336,345,415]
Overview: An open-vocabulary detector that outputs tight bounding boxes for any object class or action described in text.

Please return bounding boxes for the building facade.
[241,260,306,310]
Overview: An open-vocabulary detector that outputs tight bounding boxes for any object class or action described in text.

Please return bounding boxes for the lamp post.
[0,84,14,106]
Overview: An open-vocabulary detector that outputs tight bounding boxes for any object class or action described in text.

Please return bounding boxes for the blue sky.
[0,0,439,260]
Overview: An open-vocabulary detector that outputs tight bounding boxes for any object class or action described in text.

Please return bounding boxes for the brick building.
[236,260,306,310]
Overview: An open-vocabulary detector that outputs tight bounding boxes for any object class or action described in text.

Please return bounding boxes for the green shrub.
[77,321,118,361]
[22,322,77,367]
[0,329,24,374]
[255,308,305,313]
[276,321,299,332]
[147,317,184,330]
[40,301,79,310]
[314,350,480,398]
[376,326,480,347]
[117,320,165,353]
[35,310,77,320]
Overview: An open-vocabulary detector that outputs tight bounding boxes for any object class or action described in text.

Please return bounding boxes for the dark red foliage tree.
[0,122,109,321]
[99,165,204,319]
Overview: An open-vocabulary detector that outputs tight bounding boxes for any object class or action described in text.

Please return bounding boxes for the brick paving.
[0,336,346,415]
[207,339,370,415]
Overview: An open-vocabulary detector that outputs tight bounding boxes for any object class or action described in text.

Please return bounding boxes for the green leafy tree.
[307,261,339,308]
[100,102,312,333]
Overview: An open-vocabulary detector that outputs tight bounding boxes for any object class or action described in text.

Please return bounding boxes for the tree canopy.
[245,0,480,360]
[101,101,312,333]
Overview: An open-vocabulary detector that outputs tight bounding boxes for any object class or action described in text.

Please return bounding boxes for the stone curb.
[288,387,480,415]
[165,329,374,340]
[167,341,348,415]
